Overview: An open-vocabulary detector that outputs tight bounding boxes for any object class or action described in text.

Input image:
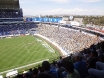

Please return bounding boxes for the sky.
[19,0,104,16]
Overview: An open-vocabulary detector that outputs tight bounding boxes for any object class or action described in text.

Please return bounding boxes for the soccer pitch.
[0,35,60,72]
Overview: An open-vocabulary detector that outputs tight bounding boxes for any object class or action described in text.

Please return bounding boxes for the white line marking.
[0,59,49,74]
[36,38,55,53]
[22,40,30,53]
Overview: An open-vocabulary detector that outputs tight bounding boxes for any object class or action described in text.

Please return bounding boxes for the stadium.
[0,0,104,78]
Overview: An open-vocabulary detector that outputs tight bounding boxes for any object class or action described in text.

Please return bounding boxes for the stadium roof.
[0,0,20,9]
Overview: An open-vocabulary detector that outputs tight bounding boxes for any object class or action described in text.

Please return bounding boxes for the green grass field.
[0,35,59,73]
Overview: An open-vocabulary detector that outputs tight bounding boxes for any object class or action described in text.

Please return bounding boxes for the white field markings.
[0,59,49,74]
[36,38,56,58]
[36,38,55,53]
[22,39,30,53]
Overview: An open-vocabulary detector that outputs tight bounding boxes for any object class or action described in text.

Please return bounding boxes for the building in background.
[74,18,83,26]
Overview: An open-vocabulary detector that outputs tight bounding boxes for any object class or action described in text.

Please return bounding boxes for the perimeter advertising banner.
[26,17,62,23]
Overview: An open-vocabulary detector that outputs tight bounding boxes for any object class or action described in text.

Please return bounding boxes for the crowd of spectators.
[0,9,23,18]
[37,24,102,53]
[0,22,37,36]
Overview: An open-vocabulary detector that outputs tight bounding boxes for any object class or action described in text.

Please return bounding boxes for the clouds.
[22,7,104,15]
[20,0,71,4]
[43,0,71,3]
[20,0,38,4]
[77,0,102,3]
[20,0,102,4]
[46,8,90,14]
[48,8,104,15]
[48,8,85,13]
[19,0,104,15]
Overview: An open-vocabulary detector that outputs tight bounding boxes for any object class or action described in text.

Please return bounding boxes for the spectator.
[15,74,23,78]
[51,61,57,69]
[73,52,87,78]
[42,61,58,78]
[88,62,104,78]
[57,56,63,63]
[32,68,38,78]
[27,68,33,78]
[38,66,44,73]
[98,55,104,63]
[37,72,52,78]
[65,61,80,78]
[87,51,98,69]
[56,62,65,78]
